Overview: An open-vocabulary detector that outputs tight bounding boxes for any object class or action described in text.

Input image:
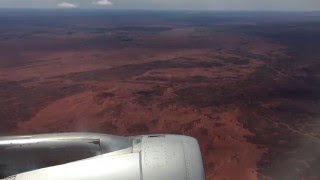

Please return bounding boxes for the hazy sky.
[0,0,320,11]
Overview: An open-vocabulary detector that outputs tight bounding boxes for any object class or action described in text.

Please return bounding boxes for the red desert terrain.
[1,10,320,179]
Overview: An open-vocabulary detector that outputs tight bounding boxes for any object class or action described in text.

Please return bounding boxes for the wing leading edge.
[1,133,205,180]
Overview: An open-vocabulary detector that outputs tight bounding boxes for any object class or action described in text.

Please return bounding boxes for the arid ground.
[1,10,320,179]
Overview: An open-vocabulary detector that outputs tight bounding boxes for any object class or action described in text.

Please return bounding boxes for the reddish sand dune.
[2,11,320,180]
[14,83,265,180]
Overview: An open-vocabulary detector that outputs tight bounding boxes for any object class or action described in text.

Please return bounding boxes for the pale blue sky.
[0,0,320,11]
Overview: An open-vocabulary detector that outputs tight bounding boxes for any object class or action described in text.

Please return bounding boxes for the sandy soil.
[0,26,283,179]
[14,84,265,180]
[1,11,320,179]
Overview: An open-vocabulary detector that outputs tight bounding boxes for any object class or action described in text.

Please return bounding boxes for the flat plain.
[1,10,320,180]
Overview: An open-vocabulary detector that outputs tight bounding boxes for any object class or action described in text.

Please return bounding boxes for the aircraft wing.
[0,133,205,180]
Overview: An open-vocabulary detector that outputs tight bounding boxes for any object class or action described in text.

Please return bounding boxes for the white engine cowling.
[1,134,205,180]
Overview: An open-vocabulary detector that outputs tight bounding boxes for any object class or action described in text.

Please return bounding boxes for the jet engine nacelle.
[0,133,205,180]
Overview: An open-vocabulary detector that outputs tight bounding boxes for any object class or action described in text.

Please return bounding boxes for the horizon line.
[0,7,319,13]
